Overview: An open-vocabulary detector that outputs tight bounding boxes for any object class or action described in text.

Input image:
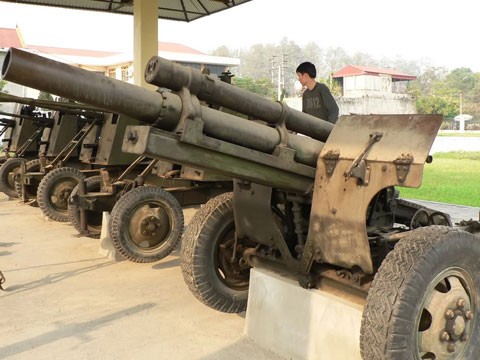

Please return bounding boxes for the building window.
[108,67,116,79]
[121,65,131,81]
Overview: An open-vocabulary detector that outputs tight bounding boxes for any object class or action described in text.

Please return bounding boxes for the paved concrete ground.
[0,194,284,360]
[407,198,479,224]
[1,193,478,360]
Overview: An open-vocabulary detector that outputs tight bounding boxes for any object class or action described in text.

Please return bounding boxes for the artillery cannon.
[0,91,147,222]
[0,103,54,198]
[1,49,231,264]
[0,116,15,139]
[3,48,479,359]
[0,92,104,206]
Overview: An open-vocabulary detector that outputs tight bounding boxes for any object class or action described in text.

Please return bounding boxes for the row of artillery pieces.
[1,47,480,359]
[0,92,231,263]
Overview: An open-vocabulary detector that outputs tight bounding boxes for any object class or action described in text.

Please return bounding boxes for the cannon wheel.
[360,226,480,360]
[68,175,104,238]
[181,192,250,313]
[109,186,184,263]
[37,167,85,222]
[0,157,26,198]
[14,158,41,207]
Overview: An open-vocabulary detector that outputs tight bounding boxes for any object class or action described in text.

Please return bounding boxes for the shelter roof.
[0,27,23,48]
[333,65,416,81]
[0,0,252,22]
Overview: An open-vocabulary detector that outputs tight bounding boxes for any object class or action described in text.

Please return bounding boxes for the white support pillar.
[133,0,158,89]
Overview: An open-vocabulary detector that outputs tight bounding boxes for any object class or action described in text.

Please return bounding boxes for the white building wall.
[284,93,416,116]
[338,73,416,115]
[338,94,416,115]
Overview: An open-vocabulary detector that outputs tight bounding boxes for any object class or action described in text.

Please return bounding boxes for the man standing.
[296,62,339,124]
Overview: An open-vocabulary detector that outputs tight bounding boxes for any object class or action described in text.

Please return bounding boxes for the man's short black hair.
[296,62,316,78]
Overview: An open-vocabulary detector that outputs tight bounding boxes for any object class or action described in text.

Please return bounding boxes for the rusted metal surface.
[305,114,442,274]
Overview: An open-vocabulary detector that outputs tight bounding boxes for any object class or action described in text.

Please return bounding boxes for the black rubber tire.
[37,167,86,222]
[14,158,42,207]
[68,175,104,238]
[0,157,26,198]
[181,192,250,314]
[109,186,184,263]
[361,226,480,360]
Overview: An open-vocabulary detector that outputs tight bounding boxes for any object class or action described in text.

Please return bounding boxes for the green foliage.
[232,76,275,99]
[399,151,480,207]
[408,66,480,122]
[38,91,54,101]
[433,151,480,160]
[409,69,457,117]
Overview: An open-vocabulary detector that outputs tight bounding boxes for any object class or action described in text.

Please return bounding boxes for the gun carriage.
[0,103,53,198]
[3,48,479,359]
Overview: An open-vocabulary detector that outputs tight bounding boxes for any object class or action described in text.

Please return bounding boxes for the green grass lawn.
[437,132,480,137]
[398,151,480,207]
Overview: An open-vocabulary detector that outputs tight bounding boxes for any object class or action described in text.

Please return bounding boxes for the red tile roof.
[0,27,23,48]
[0,25,206,57]
[25,45,119,57]
[158,41,205,55]
[333,65,416,81]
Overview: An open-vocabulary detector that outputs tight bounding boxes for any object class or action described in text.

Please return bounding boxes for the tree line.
[211,38,479,127]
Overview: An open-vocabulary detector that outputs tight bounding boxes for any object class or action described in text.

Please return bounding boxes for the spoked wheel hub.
[129,202,170,249]
[138,214,167,240]
[109,186,184,263]
[417,269,475,359]
[52,184,74,208]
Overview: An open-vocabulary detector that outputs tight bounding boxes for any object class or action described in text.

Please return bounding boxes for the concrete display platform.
[245,268,363,360]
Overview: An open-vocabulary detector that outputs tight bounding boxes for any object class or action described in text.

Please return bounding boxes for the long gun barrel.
[0,109,53,126]
[145,56,333,142]
[1,48,329,192]
[0,92,104,119]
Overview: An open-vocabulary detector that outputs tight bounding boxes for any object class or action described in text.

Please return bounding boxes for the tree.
[211,45,234,58]
[409,67,458,119]
[232,76,275,99]
[38,91,54,102]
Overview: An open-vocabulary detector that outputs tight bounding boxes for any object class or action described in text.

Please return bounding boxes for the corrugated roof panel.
[0,0,252,21]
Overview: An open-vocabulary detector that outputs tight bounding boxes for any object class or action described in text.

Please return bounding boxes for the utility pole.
[271,53,289,101]
[270,56,277,85]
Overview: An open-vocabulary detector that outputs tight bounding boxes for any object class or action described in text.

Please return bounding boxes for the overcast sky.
[1,0,479,72]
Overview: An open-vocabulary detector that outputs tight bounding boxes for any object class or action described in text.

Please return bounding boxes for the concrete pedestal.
[99,212,124,261]
[244,268,364,360]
